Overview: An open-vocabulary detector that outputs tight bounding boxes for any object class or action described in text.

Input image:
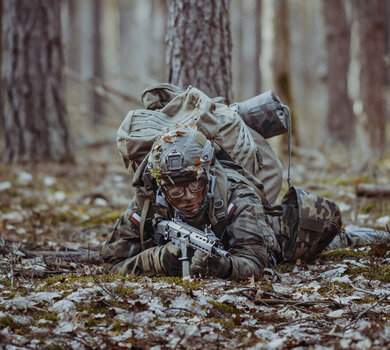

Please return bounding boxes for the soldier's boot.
[326,226,390,250]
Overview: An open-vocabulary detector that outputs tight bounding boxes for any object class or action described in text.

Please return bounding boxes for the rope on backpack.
[282,103,292,189]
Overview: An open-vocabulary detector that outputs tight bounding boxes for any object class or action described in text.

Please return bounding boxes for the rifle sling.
[140,197,151,251]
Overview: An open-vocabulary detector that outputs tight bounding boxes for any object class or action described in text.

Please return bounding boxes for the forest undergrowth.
[1,136,390,349]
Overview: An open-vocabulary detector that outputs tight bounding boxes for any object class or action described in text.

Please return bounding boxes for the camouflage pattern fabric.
[117,83,283,204]
[101,161,279,281]
[275,186,342,262]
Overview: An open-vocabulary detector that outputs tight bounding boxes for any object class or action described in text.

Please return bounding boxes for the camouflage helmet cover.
[147,127,214,185]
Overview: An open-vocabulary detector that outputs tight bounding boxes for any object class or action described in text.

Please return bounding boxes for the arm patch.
[227,202,237,219]
[129,212,141,228]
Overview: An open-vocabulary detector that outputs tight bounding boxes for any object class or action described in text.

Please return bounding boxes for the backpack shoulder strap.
[208,162,229,229]
[222,163,283,217]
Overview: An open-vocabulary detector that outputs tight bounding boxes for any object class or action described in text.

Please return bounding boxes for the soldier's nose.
[183,187,195,199]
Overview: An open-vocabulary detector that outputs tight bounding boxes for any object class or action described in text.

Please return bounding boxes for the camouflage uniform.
[101,159,280,281]
[102,125,347,280]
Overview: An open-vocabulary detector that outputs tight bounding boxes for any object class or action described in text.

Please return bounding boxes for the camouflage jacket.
[101,160,280,281]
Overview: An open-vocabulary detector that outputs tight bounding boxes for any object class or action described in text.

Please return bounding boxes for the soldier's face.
[163,179,205,216]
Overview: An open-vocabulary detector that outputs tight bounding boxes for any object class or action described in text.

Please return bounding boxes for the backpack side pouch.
[277,186,342,262]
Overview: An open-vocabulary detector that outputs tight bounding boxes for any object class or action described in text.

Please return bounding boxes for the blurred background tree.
[353,0,387,158]
[322,0,355,147]
[1,0,71,163]
[166,0,233,103]
[0,0,389,167]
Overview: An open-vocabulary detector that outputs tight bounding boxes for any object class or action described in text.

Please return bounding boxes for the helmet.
[147,127,214,186]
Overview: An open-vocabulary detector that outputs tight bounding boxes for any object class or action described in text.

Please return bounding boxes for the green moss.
[0,315,32,335]
[358,200,390,216]
[36,311,58,323]
[25,210,81,227]
[40,274,83,292]
[111,300,135,309]
[0,187,19,197]
[353,297,377,304]
[153,319,170,326]
[318,281,353,297]
[0,315,16,328]
[209,301,242,315]
[317,191,334,199]
[47,211,81,225]
[113,285,136,299]
[275,263,295,273]
[318,176,370,186]
[318,248,367,262]
[20,196,42,209]
[344,264,390,282]
[208,317,235,331]
[75,301,109,314]
[112,320,138,332]
[359,202,379,214]
[4,292,15,299]
[85,318,102,328]
[81,209,123,227]
[101,273,132,282]
[43,274,70,286]
[0,278,12,287]
[0,164,11,176]
[152,276,203,290]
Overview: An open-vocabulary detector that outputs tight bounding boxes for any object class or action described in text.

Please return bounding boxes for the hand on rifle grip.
[159,242,182,276]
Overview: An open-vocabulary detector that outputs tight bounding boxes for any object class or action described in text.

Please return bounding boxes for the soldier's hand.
[190,250,231,279]
[158,242,182,276]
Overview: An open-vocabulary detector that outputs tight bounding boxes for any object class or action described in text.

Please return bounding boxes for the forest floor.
[1,125,390,350]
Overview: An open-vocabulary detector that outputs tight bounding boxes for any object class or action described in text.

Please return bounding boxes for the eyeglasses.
[163,178,205,198]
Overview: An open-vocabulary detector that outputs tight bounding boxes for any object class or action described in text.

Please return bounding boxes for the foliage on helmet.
[147,127,214,185]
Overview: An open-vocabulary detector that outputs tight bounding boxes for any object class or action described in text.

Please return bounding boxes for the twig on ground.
[26,249,103,265]
[164,307,195,315]
[90,271,122,303]
[254,298,343,308]
[275,316,333,331]
[241,291,255,303]
[341,295,389,330]
[10,242,22,288]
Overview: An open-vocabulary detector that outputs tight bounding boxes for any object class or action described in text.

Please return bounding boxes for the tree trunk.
[166,0,233,103]
[273,0,291,105]
[385,0,390,86]
[92,0,103,121]
[322,0,355,145]
[254,0,262,94]
[1,0,71,163]
[353,0,386,154]
[272,0,297,146]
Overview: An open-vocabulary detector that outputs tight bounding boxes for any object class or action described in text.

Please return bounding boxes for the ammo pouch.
[276,186,342,263]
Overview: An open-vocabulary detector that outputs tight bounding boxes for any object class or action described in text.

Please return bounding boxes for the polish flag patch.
[129,212,141,227]
[227,203,237,219]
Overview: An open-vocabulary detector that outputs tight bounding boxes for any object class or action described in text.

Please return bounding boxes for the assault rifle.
[154,217,230,278]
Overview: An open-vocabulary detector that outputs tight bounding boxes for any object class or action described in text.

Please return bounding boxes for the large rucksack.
[117,83,288,204]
